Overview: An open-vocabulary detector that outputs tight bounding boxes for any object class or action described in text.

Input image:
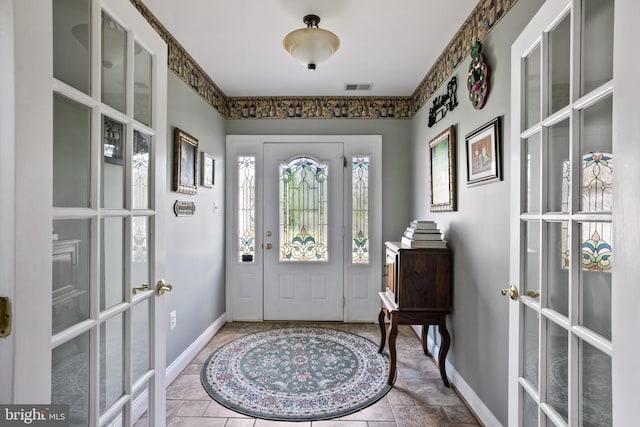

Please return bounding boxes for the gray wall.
[409,0,544,424]
[165,72,227,364]
[226,119,413,243]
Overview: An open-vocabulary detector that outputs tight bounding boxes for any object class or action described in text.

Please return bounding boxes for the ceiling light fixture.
[283,14,340,71]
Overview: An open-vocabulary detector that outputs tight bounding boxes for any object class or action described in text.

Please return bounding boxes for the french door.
[10,0,168,425]
[263,142,344,321]
[508,0,621,425]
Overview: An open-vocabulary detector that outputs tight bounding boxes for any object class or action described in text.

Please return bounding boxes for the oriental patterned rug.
[200,327,391,421]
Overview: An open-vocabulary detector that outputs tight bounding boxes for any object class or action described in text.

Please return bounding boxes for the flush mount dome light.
[283,14,340,70]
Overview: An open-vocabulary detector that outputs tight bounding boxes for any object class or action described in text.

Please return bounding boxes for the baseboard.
[166,312,227,385]
[412,325,502,427]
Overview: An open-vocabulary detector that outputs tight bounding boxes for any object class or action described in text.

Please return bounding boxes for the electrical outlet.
[169,310,177,330]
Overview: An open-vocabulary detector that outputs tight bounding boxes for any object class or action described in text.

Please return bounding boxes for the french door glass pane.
[523,305,539,389]
[580,340,612,426]
[134,43,153,126]
[523,388,538,427]
[101,217,125,311]
[580,97,612,213]
[238,156,256,263]
[102,11,127,113]
[53,0,91,95]
[549,14,571,114]
[279,157,329,262]
[524,221,541,298]
[352,157,369,264]
[100,314,125,414]
[548,119,570,213]
[52,332,90,427]
[547,222,569,316]
[524,44,541,129]
[582,0,614,94]
[580,222,612,340]
[131,299,150,383]
[132,216,149,289]
[546,322,568,422]
[102,116,126,208]
[525,134,541,213]
[53,94,91,208]
[52,219,91,334]
[133,131,151,210]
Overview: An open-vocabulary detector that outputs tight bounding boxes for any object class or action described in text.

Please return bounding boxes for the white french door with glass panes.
[226,135,382,323]
[507,0,633,425]
[10,0,168,425]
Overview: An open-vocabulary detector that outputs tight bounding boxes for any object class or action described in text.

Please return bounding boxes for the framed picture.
[465,116,502,186]
[173,128,198,194]
[429,125,457,212]
[103,117,123,165]
[200,152,214,188]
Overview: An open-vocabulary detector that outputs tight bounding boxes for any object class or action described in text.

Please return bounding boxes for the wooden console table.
[377,242,452,387]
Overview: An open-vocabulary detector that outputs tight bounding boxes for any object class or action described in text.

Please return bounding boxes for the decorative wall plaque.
[174,200,196,216]
[427,76,458,128]
[467,42,490,109]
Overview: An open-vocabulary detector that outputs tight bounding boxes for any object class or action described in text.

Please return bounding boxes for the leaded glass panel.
[352,157,369,264]
[279,157,328,262]
[238,156,255,262]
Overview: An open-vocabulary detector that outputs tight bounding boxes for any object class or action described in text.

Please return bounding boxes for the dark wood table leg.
[421,325,432,357]
[377,308,386,354]
[438,317,451,388]
[387,315,398,385]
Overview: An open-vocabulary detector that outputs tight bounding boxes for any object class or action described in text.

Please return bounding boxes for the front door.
[9,0,168,425]
[263,142,344,321]
[508,0,617,425]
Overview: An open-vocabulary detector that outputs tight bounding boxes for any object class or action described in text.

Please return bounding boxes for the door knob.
[132,284,149,294]
[156,280,173,296]
[264,243,273,250]
[501,284,519,301]
[266,230,272,237]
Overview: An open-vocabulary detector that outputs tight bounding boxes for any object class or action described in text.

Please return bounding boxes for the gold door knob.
[501,284,519,301]
[264,243,273,250]
[132,284,149,295]
[156,280,173,296]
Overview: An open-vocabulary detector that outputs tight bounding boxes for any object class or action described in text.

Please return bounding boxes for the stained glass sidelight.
[238,156,256,262]
[352,157,369,264]
[279,157,328,262]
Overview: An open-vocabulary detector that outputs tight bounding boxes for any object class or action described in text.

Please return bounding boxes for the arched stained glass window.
[279,157,328,262]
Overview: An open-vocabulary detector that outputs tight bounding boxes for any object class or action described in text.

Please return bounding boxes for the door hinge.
[343,296,346,307]
[343,156,347,167]
[0,297,12,337]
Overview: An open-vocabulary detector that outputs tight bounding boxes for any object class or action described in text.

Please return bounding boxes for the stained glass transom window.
[352,157,369,264]
[561,153,613,271]
[238,156,256,262]
[279,157,328,262]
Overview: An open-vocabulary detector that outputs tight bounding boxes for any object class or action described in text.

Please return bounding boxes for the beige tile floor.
[155,322,481,426]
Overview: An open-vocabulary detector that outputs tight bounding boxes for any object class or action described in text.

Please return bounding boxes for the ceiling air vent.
[344,83,373,91]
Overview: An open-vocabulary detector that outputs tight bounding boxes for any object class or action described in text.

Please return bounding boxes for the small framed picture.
[429,125,457,212]
[103,117,123,165]
[200,152,214,188]
[173,128,198,194]
[465,116,502,186]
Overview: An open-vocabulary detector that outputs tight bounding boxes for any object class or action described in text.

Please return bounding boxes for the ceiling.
[141,0,478,98]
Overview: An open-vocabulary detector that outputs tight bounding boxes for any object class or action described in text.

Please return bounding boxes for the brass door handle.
[132,284,149,295]
[501,284,519,301]
[156,280,173,296]
[264,243,273,250]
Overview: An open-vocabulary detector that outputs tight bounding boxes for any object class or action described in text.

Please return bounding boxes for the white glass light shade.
[283,27,340,69]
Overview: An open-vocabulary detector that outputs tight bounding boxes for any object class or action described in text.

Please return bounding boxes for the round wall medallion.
[467,41,490,109]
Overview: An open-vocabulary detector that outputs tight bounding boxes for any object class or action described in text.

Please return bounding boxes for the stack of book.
[400,220,447,248]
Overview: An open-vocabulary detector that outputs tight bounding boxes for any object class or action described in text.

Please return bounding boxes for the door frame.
[225,134,382,323]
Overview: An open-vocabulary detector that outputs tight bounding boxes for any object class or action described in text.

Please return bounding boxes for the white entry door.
[263,142,344,321]
[9,0,168,425]
[508,0,619,425]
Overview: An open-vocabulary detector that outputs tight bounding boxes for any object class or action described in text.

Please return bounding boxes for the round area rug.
[200,327,391,421]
